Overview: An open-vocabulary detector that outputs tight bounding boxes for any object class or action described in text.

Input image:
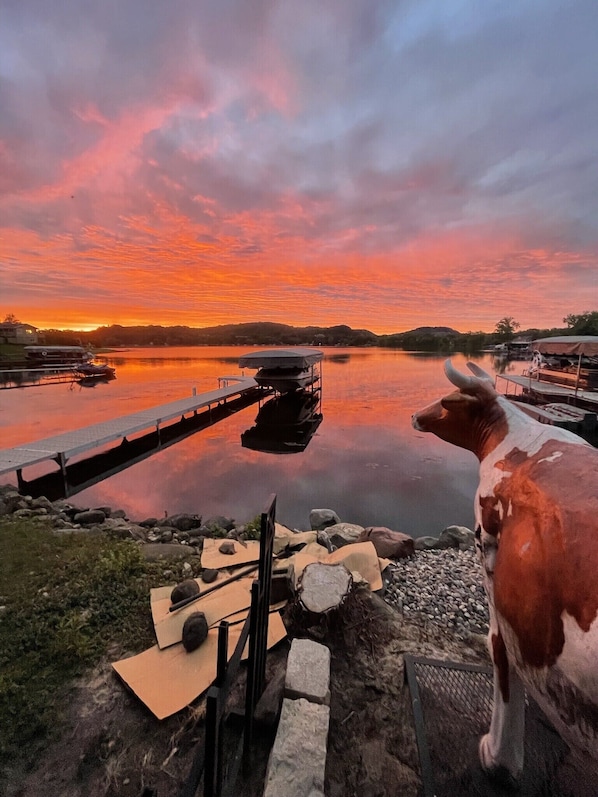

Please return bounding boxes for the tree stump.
[298,562,353,614]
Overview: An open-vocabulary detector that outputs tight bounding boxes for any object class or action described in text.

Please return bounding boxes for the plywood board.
[200,538,261,569]
[152,578,255,649]
[112,612,287,719]
[272,529,317,554]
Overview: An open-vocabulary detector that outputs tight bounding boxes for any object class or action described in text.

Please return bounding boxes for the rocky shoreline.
[0,484,489,640]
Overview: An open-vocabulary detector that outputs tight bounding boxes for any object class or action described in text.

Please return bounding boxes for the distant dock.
[0,365,89,390]
[0,377,267,499]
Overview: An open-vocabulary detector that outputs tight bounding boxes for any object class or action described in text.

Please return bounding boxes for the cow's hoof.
[479,735,521,791]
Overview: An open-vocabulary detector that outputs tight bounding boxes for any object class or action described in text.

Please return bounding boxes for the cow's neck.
[475,395,541,463]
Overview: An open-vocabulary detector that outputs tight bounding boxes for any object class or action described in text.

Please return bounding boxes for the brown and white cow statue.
[412,359,598,786]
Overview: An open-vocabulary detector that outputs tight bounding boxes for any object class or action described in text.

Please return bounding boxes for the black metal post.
[204,622,229,797]
[243,494,276,757]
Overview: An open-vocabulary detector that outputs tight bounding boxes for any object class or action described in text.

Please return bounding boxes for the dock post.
[192,387,197,396]
[57,452,68,497]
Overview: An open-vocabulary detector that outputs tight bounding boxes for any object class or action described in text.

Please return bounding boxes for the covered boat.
[533,335,598,358]
[238,348,323,393]
[24,346,93,366]
[531,336,598,391]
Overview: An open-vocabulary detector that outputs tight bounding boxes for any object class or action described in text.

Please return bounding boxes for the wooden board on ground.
[273,528,317,554]
[112,612,287,719]
[151,578,255,649]
[200,538,261,569]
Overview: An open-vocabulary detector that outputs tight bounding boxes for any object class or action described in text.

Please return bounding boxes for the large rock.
[167,513,203,532]
[138,517,159,528]
[182,612,208,652]
[203,515,235,533]
[414,535,444,551]
[438,525,475,550]
[171,579,200,605]
[30,496,54,511]
[107,523,148,542]
[309,509,341,531]
[2,493,28,514]
[358,527,414,559]
[317,522,364,549]
[73,509,106,525]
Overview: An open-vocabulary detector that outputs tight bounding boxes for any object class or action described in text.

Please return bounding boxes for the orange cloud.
[3,208,595,333]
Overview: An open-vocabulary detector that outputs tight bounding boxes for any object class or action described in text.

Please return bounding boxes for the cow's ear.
[440,393,480,411]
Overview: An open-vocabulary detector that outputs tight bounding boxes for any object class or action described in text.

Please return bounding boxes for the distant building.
[0,321,39,344]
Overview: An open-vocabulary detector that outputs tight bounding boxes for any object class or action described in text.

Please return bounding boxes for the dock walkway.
[0,377,259,479]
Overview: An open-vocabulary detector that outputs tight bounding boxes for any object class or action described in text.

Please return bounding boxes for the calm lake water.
[0,347,525,536]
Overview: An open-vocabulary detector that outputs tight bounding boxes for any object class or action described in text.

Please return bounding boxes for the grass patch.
[0,343,26,362]
[0,518,182,768]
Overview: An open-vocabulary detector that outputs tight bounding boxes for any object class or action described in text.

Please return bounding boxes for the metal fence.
[404,654,590,797]
[179,494,277,797]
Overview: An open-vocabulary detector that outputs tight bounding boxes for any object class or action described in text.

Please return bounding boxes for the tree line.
[3,312,598,352]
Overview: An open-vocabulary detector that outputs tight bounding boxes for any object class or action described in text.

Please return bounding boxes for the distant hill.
[36,321,520,353]
[41,322,379,349]
[398,326,460,337]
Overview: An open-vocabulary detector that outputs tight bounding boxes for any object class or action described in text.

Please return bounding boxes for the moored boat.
[238,348,323,393]
[497,336,598,443]
[74,362,116,379]
[24,345,93,366]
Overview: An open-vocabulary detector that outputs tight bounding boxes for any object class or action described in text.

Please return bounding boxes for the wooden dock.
[0,377,261,481]
[496,373,598,408]
[497,374,598,444]
[0,365,88,390]
[513,401,597,434]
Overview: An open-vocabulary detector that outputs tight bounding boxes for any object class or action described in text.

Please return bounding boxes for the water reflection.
[241,390,323,454]
[1,347,528,535]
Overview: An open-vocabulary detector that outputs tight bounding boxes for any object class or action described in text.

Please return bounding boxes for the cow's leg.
[475,520,525,788]
[477,526,525,788]
[479,624,525,788]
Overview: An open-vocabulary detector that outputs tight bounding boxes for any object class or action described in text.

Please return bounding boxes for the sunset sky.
[2,0,598,334]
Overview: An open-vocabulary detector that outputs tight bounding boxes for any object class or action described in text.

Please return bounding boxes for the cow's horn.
[466,362,494,382]
[444,359,478,390]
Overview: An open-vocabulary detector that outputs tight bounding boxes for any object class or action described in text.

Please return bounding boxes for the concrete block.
[285,638,331,705]
[263,698,330,797]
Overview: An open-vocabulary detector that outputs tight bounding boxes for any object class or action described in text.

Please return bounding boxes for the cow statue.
[412,359,598,786]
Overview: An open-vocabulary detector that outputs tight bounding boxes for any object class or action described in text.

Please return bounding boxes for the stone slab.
[263,698,330,797]
[285,638,331,705]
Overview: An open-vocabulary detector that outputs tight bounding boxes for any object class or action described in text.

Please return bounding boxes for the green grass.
[0,518,185,767]
[0,343,26,361]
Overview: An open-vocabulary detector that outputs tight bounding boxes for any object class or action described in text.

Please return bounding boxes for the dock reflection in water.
[241,390,323,454]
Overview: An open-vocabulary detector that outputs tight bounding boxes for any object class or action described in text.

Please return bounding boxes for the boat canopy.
[532,336,598,357]
[238,348,324,369]
[24,345,89,353]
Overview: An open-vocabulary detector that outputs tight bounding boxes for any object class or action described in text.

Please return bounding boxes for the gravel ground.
[383,548,490,639]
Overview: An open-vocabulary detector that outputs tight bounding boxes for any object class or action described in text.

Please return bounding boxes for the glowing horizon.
[2,1,598,335]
